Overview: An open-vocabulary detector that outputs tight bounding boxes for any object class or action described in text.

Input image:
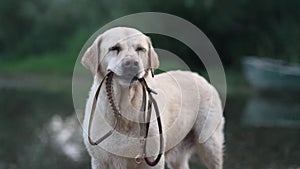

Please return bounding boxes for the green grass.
[0,53,77,75]
[0,54,249,95]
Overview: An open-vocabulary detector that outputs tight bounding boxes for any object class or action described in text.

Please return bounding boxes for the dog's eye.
[109,45,121,53]
[136,46,146,52]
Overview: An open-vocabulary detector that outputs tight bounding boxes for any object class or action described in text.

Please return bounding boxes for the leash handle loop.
[87,71,119,146]
[137,78,164,166]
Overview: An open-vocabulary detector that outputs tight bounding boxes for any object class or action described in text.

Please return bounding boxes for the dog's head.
[81,27,159,86]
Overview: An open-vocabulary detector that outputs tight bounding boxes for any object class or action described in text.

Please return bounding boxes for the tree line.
[1,0,299,67]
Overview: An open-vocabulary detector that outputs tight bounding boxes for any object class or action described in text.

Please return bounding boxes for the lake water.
[1,86,300,169]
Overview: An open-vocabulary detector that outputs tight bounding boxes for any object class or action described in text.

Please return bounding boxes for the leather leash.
[135,78,164,166]
[88,71,120,145]
[87,71,164,166]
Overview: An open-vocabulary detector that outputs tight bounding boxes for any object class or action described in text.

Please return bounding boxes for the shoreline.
[0,73,73,91]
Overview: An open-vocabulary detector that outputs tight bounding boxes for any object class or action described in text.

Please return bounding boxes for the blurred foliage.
[0,53,75,74]
[0,0,300,68]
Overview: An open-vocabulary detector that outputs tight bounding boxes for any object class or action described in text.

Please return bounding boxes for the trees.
[0,0,299,65]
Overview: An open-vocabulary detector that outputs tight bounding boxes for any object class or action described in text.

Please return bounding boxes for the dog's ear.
[81,36,102,75]
[147,37,159,77]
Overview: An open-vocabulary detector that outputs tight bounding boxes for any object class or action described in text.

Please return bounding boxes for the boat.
[242,56,300,91]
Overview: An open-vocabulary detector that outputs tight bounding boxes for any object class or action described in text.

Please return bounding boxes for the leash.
[135,78,164,166]
[88,71,120,145]
[87,71,164,166]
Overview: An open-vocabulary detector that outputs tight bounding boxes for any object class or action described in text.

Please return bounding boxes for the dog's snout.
[122,56,139,68]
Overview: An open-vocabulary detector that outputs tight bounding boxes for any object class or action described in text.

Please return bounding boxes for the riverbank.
[0,73,73,92]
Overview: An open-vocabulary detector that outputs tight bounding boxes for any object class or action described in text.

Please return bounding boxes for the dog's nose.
[122,56,139,68]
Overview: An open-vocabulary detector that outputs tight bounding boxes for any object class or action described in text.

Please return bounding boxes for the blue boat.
[242,57,300,90]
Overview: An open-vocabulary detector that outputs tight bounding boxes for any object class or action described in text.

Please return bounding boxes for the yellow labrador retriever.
[82,27,224,169]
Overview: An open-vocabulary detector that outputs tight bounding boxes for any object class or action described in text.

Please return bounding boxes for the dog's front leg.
[91,157,108,169]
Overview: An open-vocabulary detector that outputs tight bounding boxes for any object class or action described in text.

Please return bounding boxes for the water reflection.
[224,91,300,169]
[0,89,89,169]
[242,93,300,128]
[46,114,84,161]
[1,87,300,169]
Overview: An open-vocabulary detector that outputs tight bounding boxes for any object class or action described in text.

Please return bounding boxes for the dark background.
[0,1,300,169]
[1,0,300,67]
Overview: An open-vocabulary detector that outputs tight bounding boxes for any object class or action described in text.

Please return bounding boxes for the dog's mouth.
[107,69,145,86]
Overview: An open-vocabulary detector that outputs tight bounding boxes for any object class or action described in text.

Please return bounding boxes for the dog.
[81,27,224,169]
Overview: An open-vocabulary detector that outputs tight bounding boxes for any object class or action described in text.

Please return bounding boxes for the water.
[0,88,89,169]
[223,93,300,169]
[1,87,300,169]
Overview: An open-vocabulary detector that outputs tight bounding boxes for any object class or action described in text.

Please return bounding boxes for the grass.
[0,54,249,95]
[0,53,77,75]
